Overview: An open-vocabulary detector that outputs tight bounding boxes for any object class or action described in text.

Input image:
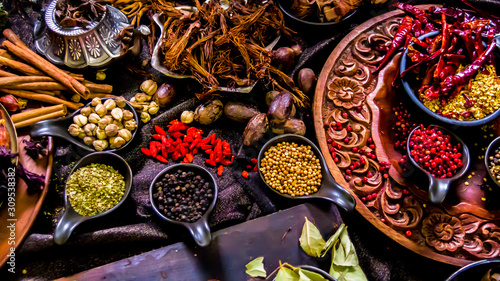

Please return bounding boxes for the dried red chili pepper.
[440,41,496,95]
[392,3,428,24]
[375,16,413,73]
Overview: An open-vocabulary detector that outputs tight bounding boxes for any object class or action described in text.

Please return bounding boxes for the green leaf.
[332,226,358,267]
[321,224,345,258]
[298,269,329,281]
[299,217,326,257]
[245,257,267,278]
[329,264,367,281]
[276,266,300,281]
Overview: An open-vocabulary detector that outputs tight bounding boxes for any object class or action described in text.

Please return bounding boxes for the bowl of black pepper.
[485,137,500,187]
[150,163,218,247]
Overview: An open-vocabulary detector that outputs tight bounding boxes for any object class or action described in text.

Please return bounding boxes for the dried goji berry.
[150,142,158,157]
[206,159,217,166]
[251,158,258,164]
[161,146,168,158]
[200,144,212,150]
[221,159,232,166]
[156,155,168,163]
[253,165,258,172]
[242,170,249,178]
[205,149,213,154]
[151,134,162,140]
[217,165,224,176]
[172,151,181,161]
[154,125,167,136]
[185,153,193,163]
[141,148,152,156]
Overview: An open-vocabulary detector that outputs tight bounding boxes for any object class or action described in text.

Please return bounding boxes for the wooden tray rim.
[313,4,471,267]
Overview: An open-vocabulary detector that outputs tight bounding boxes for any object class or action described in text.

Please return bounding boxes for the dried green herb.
[299,217,326,257]
[245,257,267,278]
[66,163,125,216]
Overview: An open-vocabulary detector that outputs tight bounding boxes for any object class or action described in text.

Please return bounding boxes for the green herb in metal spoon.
[66,163,125,216]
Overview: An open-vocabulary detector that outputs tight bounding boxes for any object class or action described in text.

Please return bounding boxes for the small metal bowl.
[276,0,357,35]
[257,134,356,212]
[446,259,500,281]
[30,97,139,153]
[34,0,150,69]
[484,136,500,187]
[406,125,470,204]
[151,11,280,94]
[149,163,218,247]
[54,152,133,245]
[400,30,500,127]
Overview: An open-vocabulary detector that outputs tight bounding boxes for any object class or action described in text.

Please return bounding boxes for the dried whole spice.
[55,0,107,28]
[152,169,214,222]
[140,120,234,175]
[157,0,309,108]
[66,163,125,216]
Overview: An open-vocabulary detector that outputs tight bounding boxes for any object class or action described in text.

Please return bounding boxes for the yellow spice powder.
[422,65,500,120]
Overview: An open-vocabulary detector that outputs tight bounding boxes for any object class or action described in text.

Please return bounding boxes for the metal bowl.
[149,163,218,247]
[151,11,280,94]
[446,259,500,281]
[484,136,500,187]
[276,0,357,35]
[400,30,500,127]
[34,0,150,69]
[257,134,355,212]
[54,152,133,244]
[30,97,139,153]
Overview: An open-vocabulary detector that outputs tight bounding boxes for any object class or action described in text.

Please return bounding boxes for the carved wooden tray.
[314,5,500,266]
[0,107,54,267]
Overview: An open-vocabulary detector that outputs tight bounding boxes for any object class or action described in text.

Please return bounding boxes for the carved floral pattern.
[68,39,82,61]
[422,213,465,252]
[327,77,365,109]
[320,11,500,263]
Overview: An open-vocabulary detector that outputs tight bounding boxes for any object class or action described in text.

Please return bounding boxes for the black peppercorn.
[153,169,214,223]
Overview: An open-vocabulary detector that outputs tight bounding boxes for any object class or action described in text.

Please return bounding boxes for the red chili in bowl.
[409,125,463,178]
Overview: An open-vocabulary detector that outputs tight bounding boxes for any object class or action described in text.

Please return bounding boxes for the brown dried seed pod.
[224,101,260,123]
[242,113,268,146]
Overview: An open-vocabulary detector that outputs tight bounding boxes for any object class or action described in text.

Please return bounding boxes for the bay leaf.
[245,256,267,278]
[297,269,329,281]
[299,217,326,257]
[332,226,358,267]
[320,224,345,258]
[329,264,367,281]
[276,266,300,281]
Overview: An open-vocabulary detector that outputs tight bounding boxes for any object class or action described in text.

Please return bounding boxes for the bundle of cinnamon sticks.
[0,29,115,127]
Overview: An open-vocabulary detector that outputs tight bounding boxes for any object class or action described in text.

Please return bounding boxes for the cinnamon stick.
[12,105,67,128]
[11,104,66,123]
[2,30,90,99]
[0,55,45,76]
[0,71,57,96]
[82,81,113,93]
[3,82,67,91]
[0,76,54,86]
[0,89,83,110]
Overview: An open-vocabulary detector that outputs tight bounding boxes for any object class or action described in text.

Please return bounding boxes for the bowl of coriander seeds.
[257,134,356,212]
